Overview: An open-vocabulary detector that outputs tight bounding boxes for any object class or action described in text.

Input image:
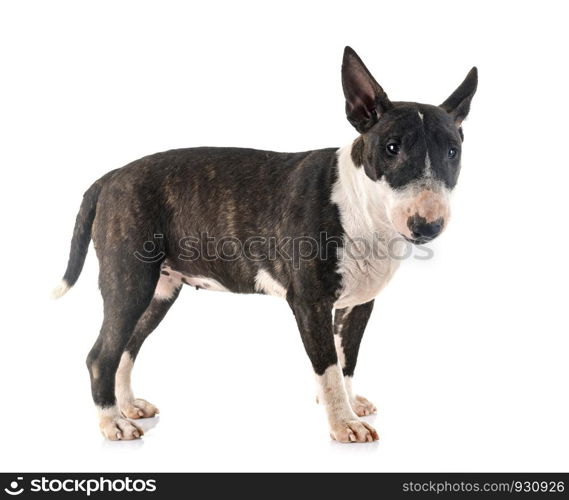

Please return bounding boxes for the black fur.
[62,172,113,287]
[366,104,463,189]
[440,67,478,126]
[125,291,181,361]
[335,301,375,377]
[342,46,393,135]
[342,46,477,190]
[77,147,347,406]
[289,298,337,375]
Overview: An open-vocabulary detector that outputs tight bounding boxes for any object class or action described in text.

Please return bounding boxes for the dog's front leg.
[289,298,378,443]
[334,301,377,416]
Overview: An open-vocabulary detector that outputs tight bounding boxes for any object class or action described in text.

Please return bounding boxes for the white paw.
[329,419,379,443]
[119,398,160,419]
[100,415,144,441]
[350,394,377,417]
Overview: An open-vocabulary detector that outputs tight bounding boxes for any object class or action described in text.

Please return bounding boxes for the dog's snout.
[408,215,444,244]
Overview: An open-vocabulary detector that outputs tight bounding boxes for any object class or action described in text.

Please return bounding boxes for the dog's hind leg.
[334,300,376,417]
[86,258,160,441]
[115,283,181,420]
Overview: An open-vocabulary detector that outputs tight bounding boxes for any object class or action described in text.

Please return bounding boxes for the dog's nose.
[408,216,444,244]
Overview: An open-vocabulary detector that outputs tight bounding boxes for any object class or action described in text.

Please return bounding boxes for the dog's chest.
[332,146,402,309]
[334,233,400,309]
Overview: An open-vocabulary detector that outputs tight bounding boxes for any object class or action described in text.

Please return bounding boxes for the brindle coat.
[55,46,477,442]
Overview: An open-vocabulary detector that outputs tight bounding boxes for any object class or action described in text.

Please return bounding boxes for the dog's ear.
[441,67,478,128]
[342,46,392,133]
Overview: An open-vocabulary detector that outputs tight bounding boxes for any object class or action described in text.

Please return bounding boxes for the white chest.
[334,239,400,309]
[332,144,403,309]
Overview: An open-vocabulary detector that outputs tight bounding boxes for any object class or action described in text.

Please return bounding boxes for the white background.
[1,0,567,472]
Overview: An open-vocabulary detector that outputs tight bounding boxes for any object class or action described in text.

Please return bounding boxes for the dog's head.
[342,47,477,244]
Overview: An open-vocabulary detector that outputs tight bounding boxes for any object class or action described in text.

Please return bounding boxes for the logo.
[4,477,24,496]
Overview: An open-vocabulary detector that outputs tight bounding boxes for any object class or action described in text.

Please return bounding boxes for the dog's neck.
[332,139,397,243]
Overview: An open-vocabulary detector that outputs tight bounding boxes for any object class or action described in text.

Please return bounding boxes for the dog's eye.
[386,142,400,156]
[448,147,457,159]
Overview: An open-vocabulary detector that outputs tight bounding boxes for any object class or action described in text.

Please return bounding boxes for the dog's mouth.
[403,234,437,245]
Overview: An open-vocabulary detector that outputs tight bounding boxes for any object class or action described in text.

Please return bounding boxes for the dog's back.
[58,146,342,298]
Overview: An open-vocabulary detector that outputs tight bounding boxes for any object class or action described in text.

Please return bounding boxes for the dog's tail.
[51,173,111,299]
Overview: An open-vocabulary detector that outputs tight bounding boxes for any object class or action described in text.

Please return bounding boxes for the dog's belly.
[334,253,400,309]
[154,261,288,300]
[156,253,399,307]
[155,263,230,300]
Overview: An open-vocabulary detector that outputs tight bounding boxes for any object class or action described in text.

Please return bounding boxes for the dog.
[53,47,477,443]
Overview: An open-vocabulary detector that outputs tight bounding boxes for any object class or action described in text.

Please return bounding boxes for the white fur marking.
[317,364,378,441]
[334,306,352,369]
[183,275,229,292]
[97,405,121,420]
[156,264,230,297]
[97,404,143,440]
[344,375,354,400]
[154,272,181,300]
[331,145,402,308]
[425,150,432,178]
[334,334,346,369]
[418,110,433,178]
[343,376,377,416]
[254,269,287,298]
[51,279,71,299]
[316,363,356,423]
[115,352,134,407]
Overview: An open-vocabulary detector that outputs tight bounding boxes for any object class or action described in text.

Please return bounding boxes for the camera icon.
[4,477,24,496]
